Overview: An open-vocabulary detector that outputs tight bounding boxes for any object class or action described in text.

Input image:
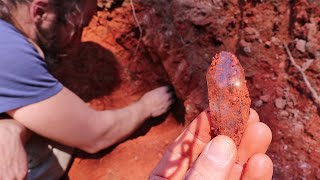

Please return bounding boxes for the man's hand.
[0,120,30,180]
[150,109,273,179]
[140,86,174,117]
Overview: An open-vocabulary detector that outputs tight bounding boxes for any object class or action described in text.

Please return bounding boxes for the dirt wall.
[54,0,320,179]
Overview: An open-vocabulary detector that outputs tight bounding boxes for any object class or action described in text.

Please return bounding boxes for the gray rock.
[244,27,260,42]
[280,110,289,117]
[271,37,281,46]
[255,100,263,108]
[265,41,271,48]
[240,39,251,55]
[306,22,320,59]
[306,41,320,59]
[243,46,251,54]
[275,98,286,109]
[260,95,271,102]
[295,39,306,53]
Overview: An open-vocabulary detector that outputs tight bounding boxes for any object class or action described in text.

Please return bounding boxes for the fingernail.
[205,136,235,167]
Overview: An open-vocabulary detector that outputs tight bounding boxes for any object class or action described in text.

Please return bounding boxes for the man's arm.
[8,86,172,154]
[0,120,30,179]
[0,120,31,144]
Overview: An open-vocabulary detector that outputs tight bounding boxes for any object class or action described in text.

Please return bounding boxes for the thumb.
[184,136,237,180]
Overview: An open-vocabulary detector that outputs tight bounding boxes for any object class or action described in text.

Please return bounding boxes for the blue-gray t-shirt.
[0,19,63,113]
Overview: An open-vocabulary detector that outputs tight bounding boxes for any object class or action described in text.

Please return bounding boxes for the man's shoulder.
[0,19,39,57]
[0,19,28,44]
[0,19,43,65]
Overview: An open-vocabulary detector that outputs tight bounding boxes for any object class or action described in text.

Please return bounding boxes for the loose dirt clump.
[54,0,319,179]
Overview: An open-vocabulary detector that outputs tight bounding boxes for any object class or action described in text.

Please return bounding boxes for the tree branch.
[283,42,320,106]
[130,0,143,61]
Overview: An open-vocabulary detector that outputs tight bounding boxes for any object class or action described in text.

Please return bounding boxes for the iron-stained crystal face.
[206,51,251,146]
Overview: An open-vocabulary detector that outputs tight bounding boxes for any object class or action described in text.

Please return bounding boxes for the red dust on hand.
[206,51,251,146]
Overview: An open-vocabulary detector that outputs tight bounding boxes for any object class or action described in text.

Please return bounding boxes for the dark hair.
[0,0,32,24]
[0,0,85,38]
[53,0,85,38]
[0,1,8,20]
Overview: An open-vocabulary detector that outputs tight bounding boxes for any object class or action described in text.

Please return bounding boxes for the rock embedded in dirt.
[295,39,307,53]
[206,52,251,146]
[275,98,287,109]
[265,41,272,48]
[244,27,260,42]
[239,39,252,55]
[255,100,263,108]
[280,110,290,117]
[305,21,320,59]
[271,36,281,46]
[306,41,320,59]
[260,95,271,102]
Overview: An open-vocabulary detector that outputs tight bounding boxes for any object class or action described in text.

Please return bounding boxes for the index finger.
[149,110,212,180]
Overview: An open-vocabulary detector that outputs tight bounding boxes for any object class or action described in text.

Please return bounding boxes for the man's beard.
[36,23,63,68]
[36,25,59,55]
[35,21,81,69]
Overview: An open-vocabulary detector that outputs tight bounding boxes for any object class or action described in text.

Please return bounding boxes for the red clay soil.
[53,0,320,179]
[207,52,251,146]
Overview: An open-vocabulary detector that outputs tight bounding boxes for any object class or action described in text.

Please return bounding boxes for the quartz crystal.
[206,51,251,146]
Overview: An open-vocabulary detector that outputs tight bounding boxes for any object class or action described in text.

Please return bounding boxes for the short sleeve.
[0,20,63,113]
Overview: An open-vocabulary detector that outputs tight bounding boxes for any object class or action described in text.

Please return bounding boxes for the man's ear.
[30,0,50,24]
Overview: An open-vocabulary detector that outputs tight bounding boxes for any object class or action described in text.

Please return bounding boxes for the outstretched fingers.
[150,108,272,180]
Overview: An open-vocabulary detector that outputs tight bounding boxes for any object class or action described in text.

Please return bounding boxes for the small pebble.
[271,36,281,46]
[299,162,311,170]
[244,27,260,42]
[240,40,251,55]
[275,98,286,109]
[295,39,307,53]
[260,95,271,102]
[255,100,263,108]
[303,115,310,120]
[280,110,289,117]
[243,46,251,54]
[265,41,271,48]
